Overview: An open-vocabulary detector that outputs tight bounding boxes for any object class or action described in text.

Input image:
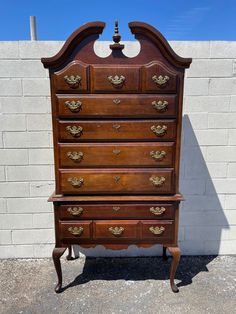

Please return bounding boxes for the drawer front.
[56,94,177,118]
[142,62,177,93]
[94,220,138,240]
[59,142,175,168]
[59,169,174,194]
[141,220,174,241]
[58,120,176,142]
[59,221,92,240]
[91,65,140,92]
[52,61,89,92]
[59,203,175,220]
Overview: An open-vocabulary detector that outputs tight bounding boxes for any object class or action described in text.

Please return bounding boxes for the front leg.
[52,247,66,293]
[167,246,181,293]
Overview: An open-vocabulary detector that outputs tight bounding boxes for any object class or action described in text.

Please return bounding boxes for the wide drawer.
[58,119,176,142]
[59,142,175,168]
[91,65,140,92]
[59,168,174,194]
[59,203,175,220]
[56,94,177,118]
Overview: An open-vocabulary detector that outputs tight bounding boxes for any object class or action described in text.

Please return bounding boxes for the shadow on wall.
[71,115,229,289]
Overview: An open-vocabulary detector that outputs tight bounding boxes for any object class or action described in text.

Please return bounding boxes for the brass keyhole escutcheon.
[113,176,120,183]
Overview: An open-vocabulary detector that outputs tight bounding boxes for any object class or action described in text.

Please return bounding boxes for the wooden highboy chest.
[41,21,191,293]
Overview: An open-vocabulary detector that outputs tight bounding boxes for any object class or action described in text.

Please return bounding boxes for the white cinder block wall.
[0,40,236,258]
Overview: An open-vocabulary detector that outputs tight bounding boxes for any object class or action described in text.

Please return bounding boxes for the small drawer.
[58,119,176,142]
[59,221,92,240]
[142,61,177,93]
[56,94,177,118]
[91,65,140,92]
[94,220,138,240]
[141,220,174,241]
[59,168,174,195]
[58,203,175,220]
[59,142,175,168]
[52,61,89,92]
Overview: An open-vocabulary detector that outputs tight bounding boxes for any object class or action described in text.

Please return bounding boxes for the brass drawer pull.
[108,75,125,87]
[150,206,166,216]
[112,206,120,211]
[113,176,120,182]
[151,125,167,136]
[113,98,121,104]
[65,100,82,112]
[152,100,168,112]
[149,176,165,187]
[64,75,81,87]
[67,151,83,162]
[66,125,83,137]
[68,226,83,236]
[149,226,165,235]
[68,177,84,188]
[150,150,166,161]
[152,75,169,86]
[112,149,121,155]
[67,207,84,216]
[109,226,124,236]
[112,124,121,130]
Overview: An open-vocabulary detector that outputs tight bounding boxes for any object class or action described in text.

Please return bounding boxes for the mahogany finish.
[42,21,191,294]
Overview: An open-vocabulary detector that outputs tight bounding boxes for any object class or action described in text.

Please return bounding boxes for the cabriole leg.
[167,246,181,293]
[66,245,73,260]
[52,247,66,293]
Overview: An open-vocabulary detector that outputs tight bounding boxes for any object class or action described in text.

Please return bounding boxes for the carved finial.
[110,19,124,51]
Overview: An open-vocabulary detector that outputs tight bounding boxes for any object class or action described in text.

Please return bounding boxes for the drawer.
[59,168,174,194]
[56,94,177,118]
[94,220,138,240]
[59,142,175,168]
[52,61,89,92]
[59,203,175,220]
[91,65,140,92]
[58,119,176,142]
[59,221,92,241]
[141,220,174,242]
[142,61,177,93]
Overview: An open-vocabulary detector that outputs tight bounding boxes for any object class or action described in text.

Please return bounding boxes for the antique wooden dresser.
[41,21,191,293]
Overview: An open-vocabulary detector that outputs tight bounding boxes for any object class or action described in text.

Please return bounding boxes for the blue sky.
[0,0,236,41]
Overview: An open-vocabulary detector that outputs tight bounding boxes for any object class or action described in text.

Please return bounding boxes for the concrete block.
[208,113,236,129]
[180,240,205,255]
[19,41,64,59]
[180,179,206,195]
[170,41,210,58]
[0,214,32,229]
[0,79,22,96]
[32,213,54,228]
[210,41,236,58]
[26,114,52,131]
[29,181,55,197]
[184,129,228,146]
[184,78,209,96]
[228,163,236,177]
[204,240,236,254]
[0,60,46,78]
[206,163,228,178]
[0,97,51,114]
[0,182,29,197]
[0,230,12,244]
[0,245,34,258]
[12,229,54,244]
[0,166,5,181]
[33,244,54,258]
[29,148,54,165]
[207,146,236,162]
[230,95,236,111]
[184,96,230,113]
[0,114,26,131]
[6,165,53,181]
[6,197,52,213]
[180,210,229,227]
[0,42,19,59]
[3,131,50,148]
[187,113,208,129]
[0,133,3,148]
[182,195,225,211]
[187,59,233,78]
[0,198,7,213]
[228,130,236,145]
[22,79,50,96]
[206,179,236,194]
[0,149,28,165]
[225,195,236,209]
[209,78,236,95]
